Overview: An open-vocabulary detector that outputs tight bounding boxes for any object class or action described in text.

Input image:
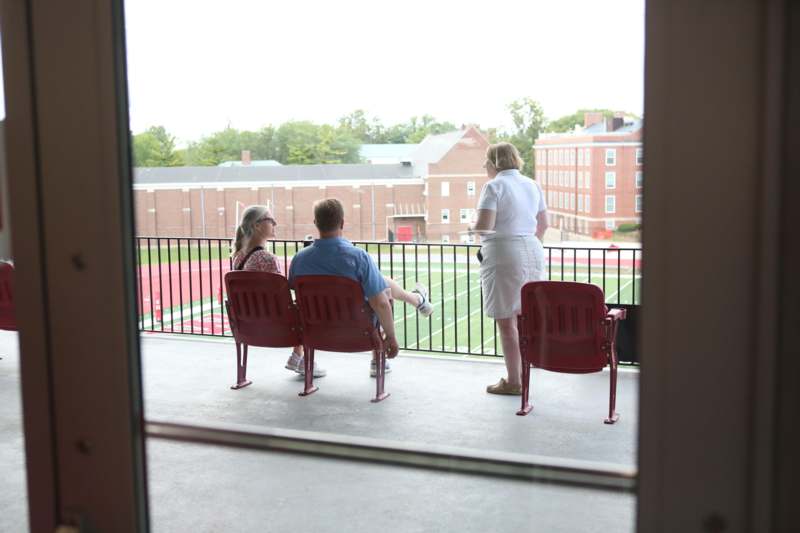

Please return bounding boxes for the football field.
[137,239,642,357]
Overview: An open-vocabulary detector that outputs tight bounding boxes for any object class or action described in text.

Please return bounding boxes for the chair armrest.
[606,307,626,321]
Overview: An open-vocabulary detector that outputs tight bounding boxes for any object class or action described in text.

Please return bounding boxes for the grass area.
[138,242,641,357]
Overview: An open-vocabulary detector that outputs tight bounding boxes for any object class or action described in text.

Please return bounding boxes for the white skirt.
[479,235,546,319]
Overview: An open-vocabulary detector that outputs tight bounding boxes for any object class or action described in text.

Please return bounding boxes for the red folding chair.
[293,275,390,403]
[224,271,302,390]
[517,281,626,423]
[0,262,17,332]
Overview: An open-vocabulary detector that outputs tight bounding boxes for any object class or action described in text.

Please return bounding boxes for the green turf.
[138,243,641,357]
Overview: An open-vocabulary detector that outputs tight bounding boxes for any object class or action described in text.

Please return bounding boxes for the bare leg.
[383,276,422,307]
[496,317,522,387]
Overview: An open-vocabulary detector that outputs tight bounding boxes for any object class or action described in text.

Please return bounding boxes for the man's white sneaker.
[370,359,392,378]
[413,282,434,317]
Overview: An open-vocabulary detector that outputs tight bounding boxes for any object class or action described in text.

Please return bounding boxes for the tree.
[505,98,546,175]
[132,126,183,167]
[546,109,641,133]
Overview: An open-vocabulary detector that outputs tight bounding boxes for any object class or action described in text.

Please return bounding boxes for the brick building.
[133,127,490,243]
[534,112,643,237]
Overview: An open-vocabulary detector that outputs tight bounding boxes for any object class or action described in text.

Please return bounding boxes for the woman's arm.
[536,210,549,241]
[471,209,496,232]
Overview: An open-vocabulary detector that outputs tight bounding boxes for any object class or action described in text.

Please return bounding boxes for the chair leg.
[231,342,252,390]
[299,346,319,397]
[371,349,390,403]
[604,358,620,424]
[516,362,533,416]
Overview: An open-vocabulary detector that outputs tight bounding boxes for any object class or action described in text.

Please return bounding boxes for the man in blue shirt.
[289,199,433,376]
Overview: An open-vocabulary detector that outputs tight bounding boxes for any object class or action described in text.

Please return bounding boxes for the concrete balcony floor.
[1,331,639,532]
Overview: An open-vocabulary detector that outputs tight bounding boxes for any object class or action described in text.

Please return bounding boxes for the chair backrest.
[518,281,608,373]
[0,262,17,331]
[293,275,380,353]
[224,271,301,348]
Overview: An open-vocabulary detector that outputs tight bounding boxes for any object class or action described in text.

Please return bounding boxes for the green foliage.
[503,98,546,176]
[132,126,183,167]
[616,222,641,233]
[336,110,457,145]
[546,109,641,133]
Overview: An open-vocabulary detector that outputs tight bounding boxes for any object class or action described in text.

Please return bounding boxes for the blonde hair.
[232,205,271,255]
[486,142,524,172]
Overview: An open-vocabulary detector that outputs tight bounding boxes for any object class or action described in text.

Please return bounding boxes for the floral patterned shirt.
[232,248,283,276]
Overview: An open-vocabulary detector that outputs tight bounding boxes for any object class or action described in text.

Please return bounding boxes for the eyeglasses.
[258,216,277,226]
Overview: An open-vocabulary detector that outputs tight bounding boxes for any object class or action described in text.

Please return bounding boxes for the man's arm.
[367,291,400,358]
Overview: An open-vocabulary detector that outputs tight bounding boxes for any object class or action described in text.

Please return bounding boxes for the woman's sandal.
[486,377,522,395]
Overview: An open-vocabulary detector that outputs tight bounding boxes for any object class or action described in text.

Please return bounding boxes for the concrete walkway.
[1,331,638,532]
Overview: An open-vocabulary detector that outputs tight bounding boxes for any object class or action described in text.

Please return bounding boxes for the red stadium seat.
[224,271,302,390]
[517,281,626,423]
[294,275,390,403]
[0,262,17,332]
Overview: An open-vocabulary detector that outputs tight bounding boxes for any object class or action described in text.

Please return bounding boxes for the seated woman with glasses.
[232,205,327,378]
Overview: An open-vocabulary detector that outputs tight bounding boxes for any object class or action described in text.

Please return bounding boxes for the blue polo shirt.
[288,237,387,298]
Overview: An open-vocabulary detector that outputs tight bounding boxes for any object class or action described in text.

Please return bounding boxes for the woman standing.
[232,205,326,377]
[472,142,548,395]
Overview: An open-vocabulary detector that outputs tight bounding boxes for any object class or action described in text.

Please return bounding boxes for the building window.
[467,181,476,196]
[585,194,591,213]
[584,171,591,188]
[441,234,450,243]
[578,195,583,212]
[605,195,616,214]
[585,148,591,164]
[605,220,616,230]
[636,171,643,188]
[460,208,471,223]
[578,149,584,166]
[605,171,616,189]
[570,193,575,210]
[570,171,575,187]
[636,194,643,213]
[441,181,450,197]
[441,209,450,223]
[636,148,644,166]
[569,150,575,165]
[577,171,583,188]
[605,148,616,166]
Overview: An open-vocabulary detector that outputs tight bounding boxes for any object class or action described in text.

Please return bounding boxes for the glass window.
[585,194,591,213]
[636,147,644,166]
[459,208,470,223]
[605,219,616,230]
[578,195,583,212]
[441,209,450,223]
[569,149,575,165]
[585,148,591,164]
[605,171,616,189]
[577,171,583,189]
[605,148,616,166]
[441,234,450,243]
[605,195,616,214]
[636,194,643,213]
[585,171,591,188]
[636,171,643,188]
[467,181,476,197]
[570,193,575,210]
[441,181,450,197]
[570,171,575,187]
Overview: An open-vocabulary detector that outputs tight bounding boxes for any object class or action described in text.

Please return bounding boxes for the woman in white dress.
[472,142,549,395]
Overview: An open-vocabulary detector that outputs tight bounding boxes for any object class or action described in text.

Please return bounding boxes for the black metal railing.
[135,237,642,359]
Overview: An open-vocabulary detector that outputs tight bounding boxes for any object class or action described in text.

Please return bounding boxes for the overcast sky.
[2,0,645,144]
